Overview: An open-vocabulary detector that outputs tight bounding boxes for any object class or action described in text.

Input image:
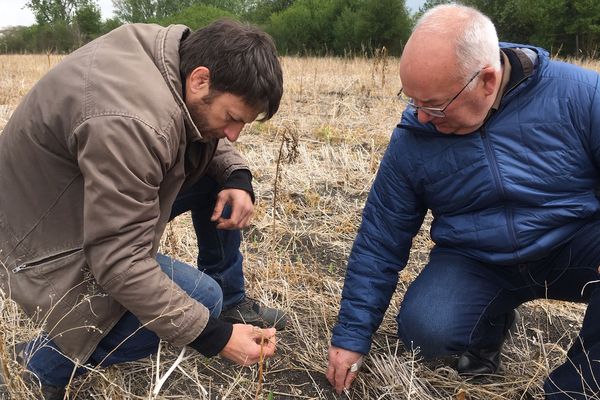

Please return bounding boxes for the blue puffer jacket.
[332,43,600,354]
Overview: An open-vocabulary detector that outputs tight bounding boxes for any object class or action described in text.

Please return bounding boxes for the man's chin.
[434,124,455,134]
[201,131,225,140]
[434,124,475,135]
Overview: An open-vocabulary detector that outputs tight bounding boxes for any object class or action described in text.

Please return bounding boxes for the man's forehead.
[400,44,460,101]
[402,29,457,69]
[400,65,455,99]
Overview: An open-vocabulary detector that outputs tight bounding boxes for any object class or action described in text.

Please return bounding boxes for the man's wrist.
[188,316,233,357]
[222,169,254,203]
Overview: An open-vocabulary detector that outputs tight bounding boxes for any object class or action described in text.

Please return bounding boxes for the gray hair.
[414,3,500,86]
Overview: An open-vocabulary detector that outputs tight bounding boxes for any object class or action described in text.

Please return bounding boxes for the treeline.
[0,0,411,55]
[1,0,599,57]
[430,0,600,57]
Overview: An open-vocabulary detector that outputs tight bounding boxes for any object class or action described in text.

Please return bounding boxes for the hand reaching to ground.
[220,324,276,366]
[326,345,363,394]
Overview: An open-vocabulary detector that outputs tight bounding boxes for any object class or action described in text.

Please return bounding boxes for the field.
[0,53,599,399]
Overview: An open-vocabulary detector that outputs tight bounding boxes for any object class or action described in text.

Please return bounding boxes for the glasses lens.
[422,108,445,118]
[398,91,445,118]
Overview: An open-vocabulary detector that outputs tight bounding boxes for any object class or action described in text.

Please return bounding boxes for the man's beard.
[187,96,223,140]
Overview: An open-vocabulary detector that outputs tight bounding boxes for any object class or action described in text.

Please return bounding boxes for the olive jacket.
[0,24,248,362]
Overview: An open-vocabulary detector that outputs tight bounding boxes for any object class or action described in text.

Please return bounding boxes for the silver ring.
[349,358,363,373]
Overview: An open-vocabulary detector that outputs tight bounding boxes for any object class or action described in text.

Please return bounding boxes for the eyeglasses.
[397,70,481,118]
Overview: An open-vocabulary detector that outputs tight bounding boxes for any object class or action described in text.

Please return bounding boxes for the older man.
[327,4,600,399]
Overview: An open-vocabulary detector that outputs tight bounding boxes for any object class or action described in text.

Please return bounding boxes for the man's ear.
[480,66,498,97]
[187,66,210,94]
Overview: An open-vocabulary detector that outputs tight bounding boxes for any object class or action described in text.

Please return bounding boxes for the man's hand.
[219,324,276,366]
[326,345,363,395]
[211,188,254,230]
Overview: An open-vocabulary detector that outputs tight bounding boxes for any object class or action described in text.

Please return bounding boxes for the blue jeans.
[397,220,600,399]
[27,176,245,387]
[169,176,245,309]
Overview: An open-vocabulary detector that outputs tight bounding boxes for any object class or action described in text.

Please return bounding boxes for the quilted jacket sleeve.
[331,128,426,354]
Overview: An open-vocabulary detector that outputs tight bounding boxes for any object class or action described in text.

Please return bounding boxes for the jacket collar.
[156,24,209,142]
[500,45,538,99]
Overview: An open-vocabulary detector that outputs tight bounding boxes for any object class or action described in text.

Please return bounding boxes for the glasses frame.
[397,70,481,118]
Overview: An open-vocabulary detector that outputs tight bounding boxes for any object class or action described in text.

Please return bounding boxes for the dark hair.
[179,19,283,121]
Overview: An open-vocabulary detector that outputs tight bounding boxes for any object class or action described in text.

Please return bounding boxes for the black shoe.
[457,309,519,376]
[0,342,66,400]
[220,297,288,330]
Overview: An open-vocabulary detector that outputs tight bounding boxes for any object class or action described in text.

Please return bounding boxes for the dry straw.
[1,53,599,399]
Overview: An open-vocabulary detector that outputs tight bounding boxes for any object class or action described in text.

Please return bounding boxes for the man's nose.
[224,122,245,142]
[417,109,435,124]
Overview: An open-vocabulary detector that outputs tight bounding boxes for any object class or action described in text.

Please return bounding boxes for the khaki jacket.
[0,24,248,362]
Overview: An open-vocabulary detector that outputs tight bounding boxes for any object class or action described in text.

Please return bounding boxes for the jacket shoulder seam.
[75,112,174,143]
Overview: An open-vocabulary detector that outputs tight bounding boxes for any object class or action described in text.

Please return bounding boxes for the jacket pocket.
[11,248,83,274]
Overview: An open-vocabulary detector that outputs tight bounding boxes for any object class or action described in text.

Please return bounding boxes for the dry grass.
[0,53,598,399]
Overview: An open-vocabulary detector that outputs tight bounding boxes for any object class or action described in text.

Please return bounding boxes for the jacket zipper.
[480,127,519,251]
[12,248,82,273]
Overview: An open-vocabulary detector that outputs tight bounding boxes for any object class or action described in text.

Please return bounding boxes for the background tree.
[245,0,296,24]
[27,0,79,25]
[268,0,342,55]
[154,4,235,29]
[354,0,411,54]
[74,0,102,43]
[4,0,600,57]
[269,0,411,56]
[113,0,169,22]
[199,0,247,15]
[567,0,600,56]
[22,0,102,52]
[112,0,245,23]
[332,3,362,55]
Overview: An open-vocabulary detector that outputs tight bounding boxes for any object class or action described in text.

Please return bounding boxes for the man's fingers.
[325,364,335,387]
[211,197,226,222]
[333,364,348,394]
[215,218,234,229]
[228,206,242,226]
[241,208,254,227]
[249,327,277,358]
[344,370,358,392]
[252,327,276,341]
[214,210,250,229]
[262,341,276,357]
[244,208,254,226]
[326,347,363,394]
[216,207,252,229]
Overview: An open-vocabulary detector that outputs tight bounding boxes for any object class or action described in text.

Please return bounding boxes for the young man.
[0,19,284,398]
[327,5,600,399]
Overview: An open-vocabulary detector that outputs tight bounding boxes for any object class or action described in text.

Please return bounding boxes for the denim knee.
[156,253,224,317]
[175,269,223,318]
[397,304,467,358]
[192,274,223,318]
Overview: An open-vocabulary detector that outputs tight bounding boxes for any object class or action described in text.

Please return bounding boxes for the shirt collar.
[491,51,512,111]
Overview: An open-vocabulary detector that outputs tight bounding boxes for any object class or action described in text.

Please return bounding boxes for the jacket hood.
[398,43,549,134]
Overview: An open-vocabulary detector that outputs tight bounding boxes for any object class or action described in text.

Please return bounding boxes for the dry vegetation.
[1,53,600,399]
